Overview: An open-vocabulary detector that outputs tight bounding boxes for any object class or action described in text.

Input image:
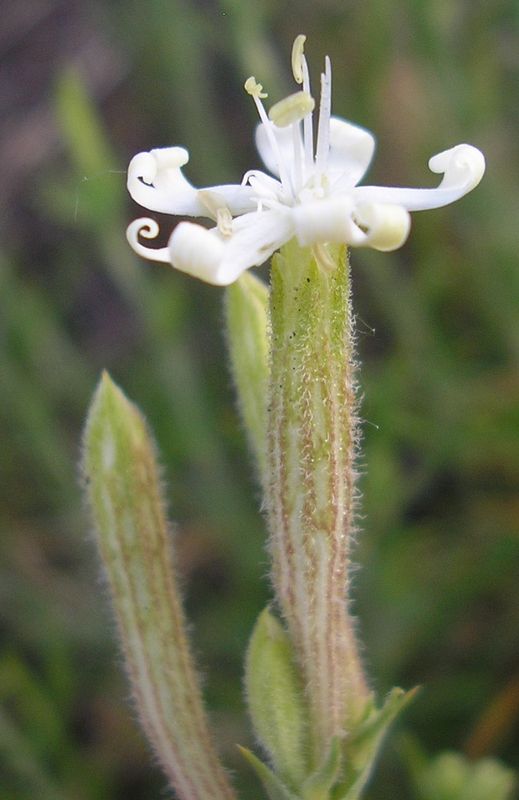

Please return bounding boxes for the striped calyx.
[265,240,371,763]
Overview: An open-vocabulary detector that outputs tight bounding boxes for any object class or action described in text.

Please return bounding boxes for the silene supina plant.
[82,35,493,800]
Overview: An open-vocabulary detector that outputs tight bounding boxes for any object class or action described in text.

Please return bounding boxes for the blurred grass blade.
[55,69,120,183]
[54,69,125,229]
[0,709,69,800]
[82,372,236,800]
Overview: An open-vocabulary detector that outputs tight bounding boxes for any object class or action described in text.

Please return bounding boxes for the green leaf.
[334,687,417,800]
[238,746,299,800]
[302,737,343,800]
[224,271,270,481]
[244,608,309,789]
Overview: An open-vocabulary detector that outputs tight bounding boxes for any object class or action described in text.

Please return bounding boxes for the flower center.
[244,35,333,206]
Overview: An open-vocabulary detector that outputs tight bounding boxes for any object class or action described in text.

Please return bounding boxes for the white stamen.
[301,58,314,173]
[291,122,304,192]
[245,75,293,197]
[315,56,332,176]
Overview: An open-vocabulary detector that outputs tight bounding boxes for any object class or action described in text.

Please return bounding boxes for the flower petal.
[167,223,227,283]
[169,211,293,285]
[353,203,411,251]
[128,147,256,217]
[327,117,376,188]
[291,195,365,247]
[126,218,171,263]
[255,122,301,181]
[127,147,202,215]
[290,195,411,252]
[352,144,485,211]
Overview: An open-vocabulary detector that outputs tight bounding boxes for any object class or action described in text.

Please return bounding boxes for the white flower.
[126,35,485,286]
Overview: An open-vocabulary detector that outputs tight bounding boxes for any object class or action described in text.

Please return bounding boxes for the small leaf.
[238,746,299,800]
[334,687,417,800]
[302,736,343,800]
[244,608,309,788]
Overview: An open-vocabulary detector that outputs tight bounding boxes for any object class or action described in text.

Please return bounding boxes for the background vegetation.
[1,1,518,797]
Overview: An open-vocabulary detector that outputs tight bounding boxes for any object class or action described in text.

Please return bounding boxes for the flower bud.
[82,372,235,800]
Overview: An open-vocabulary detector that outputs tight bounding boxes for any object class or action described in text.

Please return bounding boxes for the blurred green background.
[1,1,518,798]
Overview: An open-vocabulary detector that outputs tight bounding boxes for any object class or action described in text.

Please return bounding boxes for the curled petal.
[126,218,170,263]
[128,147,256,217]
[127,147,203,215]
[428,144,485,192]
[353,144,485,211]
[169,211,293,286]
[327,117,376,188]
[353,203,411,251]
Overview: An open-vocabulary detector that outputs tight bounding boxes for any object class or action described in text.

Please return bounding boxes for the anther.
[216,207,233,237]
[291,34,307,84]
[269,91,315,128]
[244,76,268,99]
